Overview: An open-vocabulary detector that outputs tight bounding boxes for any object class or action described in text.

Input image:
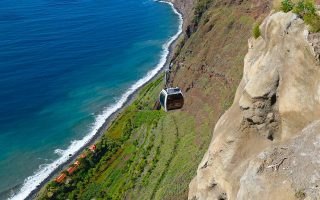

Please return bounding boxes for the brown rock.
[189,11,320,200]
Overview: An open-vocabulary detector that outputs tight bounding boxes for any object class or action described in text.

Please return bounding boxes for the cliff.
[167,0,195,29]
[38,0,268,195]
[189,11,320,200]
[35,0,320,199]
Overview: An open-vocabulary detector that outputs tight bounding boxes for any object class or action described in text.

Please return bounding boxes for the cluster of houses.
[54,144,97,183]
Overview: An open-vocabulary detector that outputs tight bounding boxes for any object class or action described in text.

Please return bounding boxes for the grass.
[303,12,320,32]
[37,0,267,198]
[279,0,320,32]
[252,23,261,39]
[193,0,214,25]
[281,0,295,12]
[38,74,211,200]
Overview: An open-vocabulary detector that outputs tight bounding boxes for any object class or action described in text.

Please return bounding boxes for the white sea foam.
[53,149,64,156]
[9,2,182,200]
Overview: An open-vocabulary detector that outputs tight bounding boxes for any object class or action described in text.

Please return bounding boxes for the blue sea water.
[0,0,181,199]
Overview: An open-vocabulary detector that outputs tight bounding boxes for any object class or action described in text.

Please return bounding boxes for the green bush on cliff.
[293,0,317,15]
[281,0,294,12]
[252,23,261,39]
[303,13,320,32]
[281,0,320,32]
[298,0,320,32]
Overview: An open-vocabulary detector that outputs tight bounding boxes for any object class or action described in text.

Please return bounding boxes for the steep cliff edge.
[189,11,320,200]
[168,0,195,29]
[36,0,284,198]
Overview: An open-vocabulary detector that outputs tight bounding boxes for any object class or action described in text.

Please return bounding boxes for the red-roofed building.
[55,173,67,183]
[80,153,87,159]
[89,144,96,152]
[74,160,80,166]
[67,165,78,175]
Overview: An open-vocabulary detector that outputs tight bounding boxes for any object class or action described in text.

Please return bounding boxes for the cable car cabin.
[159,87,184,111]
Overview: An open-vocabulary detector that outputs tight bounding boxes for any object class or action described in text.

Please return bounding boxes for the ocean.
[0,0,181,199]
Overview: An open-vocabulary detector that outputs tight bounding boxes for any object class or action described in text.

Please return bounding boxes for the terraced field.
[39,76,212,200]
[38,0,272,198]
[78,79,212,200]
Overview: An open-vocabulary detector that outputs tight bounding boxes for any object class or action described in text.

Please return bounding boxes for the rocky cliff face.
[189,11,320,200]
[168,0,195,29]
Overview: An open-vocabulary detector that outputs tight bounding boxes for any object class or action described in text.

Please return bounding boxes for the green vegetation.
[38,74,212,200]
[303,13,320,32]
[37,0,265,198]
[194,0,213,24]
[293,0,316,14]
[281,0,295,12]
[281,0,320,32]
[39,77,164,199]
[252,23,261,39]
[190,0,214,33]
[173,36,186,60]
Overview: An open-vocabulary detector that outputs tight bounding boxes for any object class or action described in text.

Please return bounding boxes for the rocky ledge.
[189,11,320,200]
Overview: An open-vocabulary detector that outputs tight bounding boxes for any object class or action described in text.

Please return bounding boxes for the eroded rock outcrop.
[237,120,320,200]
[189,11,320,200]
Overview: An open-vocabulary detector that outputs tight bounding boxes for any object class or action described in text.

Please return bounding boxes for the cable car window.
[167,93,183,101]
[160,92,165,106]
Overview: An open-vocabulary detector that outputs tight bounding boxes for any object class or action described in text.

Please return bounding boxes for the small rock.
[257,123,266,130]
[267,113,274,122]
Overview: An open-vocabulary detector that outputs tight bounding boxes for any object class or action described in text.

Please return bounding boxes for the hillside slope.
[189,11,320,200]
[37,0,273,198]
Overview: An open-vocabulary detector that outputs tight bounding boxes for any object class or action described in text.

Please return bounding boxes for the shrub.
[293,1,306,15]
[252,23,261,39]
[281,0,295,12]
[304,13,320,32]
[304,0,317,15]
[293,0,317,15]
[193,0,213,26]
[194,0,213,19]
[291,0,320,32]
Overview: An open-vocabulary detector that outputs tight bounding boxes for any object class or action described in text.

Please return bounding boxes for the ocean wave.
[53,149,64,156]
[9,2,183,200]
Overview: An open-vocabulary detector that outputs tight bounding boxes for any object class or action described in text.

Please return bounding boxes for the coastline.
[9,1,184,200]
